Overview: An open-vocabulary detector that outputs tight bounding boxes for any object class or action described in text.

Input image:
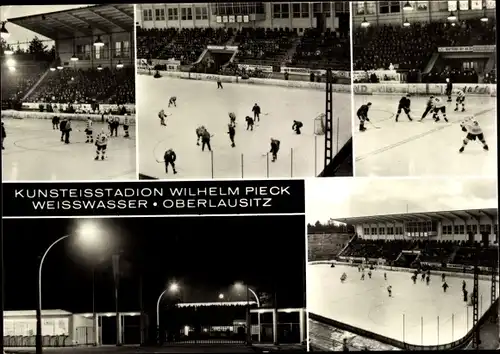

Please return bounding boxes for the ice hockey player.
[59,118,67,142]
[419,96,435,121]
[340,273,347,283]
[292,120,303,134]
[387,285,392,297]
[85,117,94,143]
[164,148,177,174]
[201,128,212,152]
[245,116,254,131]
[111,116,120,137]
[229,112,236,127]
[431,97,448,122]
[217,77,223,89]
[269,138,280,162]
[227,124,236,147]
[62,118,72,144]
[1,122,5,150]
[52,116,60,130]
[459,117,489,153]
[411,274,417,284]
[95,129,108,161]
[252,103,261,122]
[441,273,446,282]
[455,89,466,112]
[107,115,114,133]
[445,78,453,102]
[196,126,206,146]
[168,96,177,107]
[158,109,167,126]
[357,102,372,131]
[395,94,412,122]
[442,281,449,293]
[123,114,130,138]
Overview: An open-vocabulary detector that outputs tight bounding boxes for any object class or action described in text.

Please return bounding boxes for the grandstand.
[1,5,137,181]
[308,208,499,350]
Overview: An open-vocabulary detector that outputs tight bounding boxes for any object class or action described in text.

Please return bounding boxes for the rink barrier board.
[19,102,136,114]
[0,110,136,124]
[353,83,497,97]
[308,260,498,281]
[137,69,351,93]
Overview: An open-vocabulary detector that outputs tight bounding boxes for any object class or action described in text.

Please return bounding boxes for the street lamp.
[233,282,260,344]
[156,282,180,339]
[36,221,103,354]
[218,293,224,300]
[233,282,260,307]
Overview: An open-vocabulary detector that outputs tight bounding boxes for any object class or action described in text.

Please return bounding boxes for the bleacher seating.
[28,67,135,104]
[1,61,48,101]
[353,19,496,71]
[308,233,351,261]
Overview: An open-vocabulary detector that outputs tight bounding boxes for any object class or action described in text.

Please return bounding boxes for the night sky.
[3,216,306,315]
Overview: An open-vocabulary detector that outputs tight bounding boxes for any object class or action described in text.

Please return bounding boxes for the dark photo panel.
[1,5,137,181]
[136,1,352,180]
[305,178,499,351]
[351,1,496,177]
[3,215,307,352]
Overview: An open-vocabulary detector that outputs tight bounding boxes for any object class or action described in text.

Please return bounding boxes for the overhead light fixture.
[403,18,410,27]
[50,67,56,71]
[1,22,9,40]
[447,12,456,21]
[94,36,104,47]
[361,17,370,28]
[97,64,103,70]
[57,65,63,70]
[4,45,13,55]
[116,60,124,69]
[403,1,413,10]
[71,54,79,61]
[480,13,488,22]
[8,66,16,72]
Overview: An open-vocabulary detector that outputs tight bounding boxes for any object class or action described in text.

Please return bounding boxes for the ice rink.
[137,75,352,179]
[307,264,497,346]
[1,117,137,181]
[353,95,497,177]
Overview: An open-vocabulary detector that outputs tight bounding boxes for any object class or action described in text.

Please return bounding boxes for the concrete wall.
[352,0,496,27]
[137,2,346,32]
[56,31,135,70]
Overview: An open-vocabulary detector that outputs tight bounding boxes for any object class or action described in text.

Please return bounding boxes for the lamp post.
[156,283,179,343]
[233,282,260,343]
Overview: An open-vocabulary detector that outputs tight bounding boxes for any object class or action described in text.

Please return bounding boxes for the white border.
[3,213,305,220]
[2,176,309,183]
[349,0,356,178]
[133,4,140,181]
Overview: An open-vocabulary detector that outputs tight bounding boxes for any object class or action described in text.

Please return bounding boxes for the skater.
[63,118,72,144]
[411,274,417,284]
[196,126,206,146]
[252,103,261,122]
[107,115,114,133]
[340,273,347,283]
[111,116,120,137]
[445,78,453,102]
[384,272,387,280]
[227,123,236,147]
[361,272,365,280]
[168,96,177,107]
[463,288,468,302]
[459,117,488,153]
[123,115,130,138]
[421,272,426,281]
[52,116,60,130]
[442,281,449,293]
[292,120,303,134]
[462,280,466,291]
[387,285,392,297]
[455,89,466,112]
[229,112,236,127]
[217,77,223,89]
[441,273,446,282]
[94,129,108,161]
[158,109,167,126]
[269,138,280,162]
[431,97,448,122]
[201,128,212,152]
[85,117,94,143]
[331,263,336,268]
[426,275,430,285]
[59,118,67,142]
[1,122,5,150]
[357,102,371,131]
[342,338,349,352]
[245,116,254,131]
[395,94,412,122]
[368,270,372,279]
[164,148,177,174]
[419,96,435,121]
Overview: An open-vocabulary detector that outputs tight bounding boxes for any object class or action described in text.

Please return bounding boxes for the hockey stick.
[366,120,381,129]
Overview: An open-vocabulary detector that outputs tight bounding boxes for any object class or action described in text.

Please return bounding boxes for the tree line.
[307,220,354,234]
[1,36,56,61]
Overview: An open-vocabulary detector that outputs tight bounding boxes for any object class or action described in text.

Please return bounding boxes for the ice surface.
[1,118,136,181]
[137,75,352,179]
[307,264,497,346]
[353,95,497,177]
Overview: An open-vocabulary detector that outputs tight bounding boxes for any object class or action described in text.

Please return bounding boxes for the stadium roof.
[7,4,134,40]
[335,208,498,225]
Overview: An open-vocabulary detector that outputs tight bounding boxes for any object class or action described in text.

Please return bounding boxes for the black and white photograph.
[2,215,306,353]
[351,1,496,177]
[135,1,352,180]
[1,5,136,181]
[305,177,499,351]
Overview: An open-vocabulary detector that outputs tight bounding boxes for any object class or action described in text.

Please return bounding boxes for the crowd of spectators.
[1,62,48,101]
[287,28,349,70]
[137,27,232,64]
[483,69,496,83]
[28,67,135,104]
[353,19,496,71]
[422,69,479,84]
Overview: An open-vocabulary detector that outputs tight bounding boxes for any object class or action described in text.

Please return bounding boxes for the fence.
[3,335,70,347]
[162,325,246,344]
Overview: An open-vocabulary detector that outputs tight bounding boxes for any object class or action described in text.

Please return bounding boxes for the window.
[467,224,473,233]
[379,1,400,14]
[115,41,121,58]
[95,43,108,60]
[459,225,465,234]
[122,41,130,58]
[364,227,370,235]
[454,225,459,234]
[448,1,457,11]
[313,2,331,17]
[155,8,165,21]
[355,1,366,14]
[335,1,350,13]
[471,1,482,10]
[459,1,469,10]
[442,225,447,234]
[408,1,428,11]
[168,8,178,21]
[472,224,478,233]
[292,3,309,18]
[181,7,192,20]
[388,227,394,235]
[195,7,208,20]
[273,3,290,19]
[143,9,152,21]
[379,227,385,234]
[486,1,496,9]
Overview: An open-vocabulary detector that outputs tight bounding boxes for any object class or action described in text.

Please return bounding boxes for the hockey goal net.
[314,113,326,135]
